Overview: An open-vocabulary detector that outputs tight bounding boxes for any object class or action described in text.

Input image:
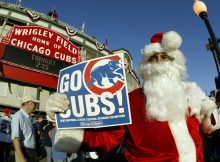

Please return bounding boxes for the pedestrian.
[0,108,12,162]
[11,94,39,162]
[34,116,47,160]
[46,31,219,162]
[50,122,67,162]
[34,116,44,134]
[43,121,54,162]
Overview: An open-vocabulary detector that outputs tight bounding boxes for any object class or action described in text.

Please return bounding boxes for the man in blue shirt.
[11,95,39,162]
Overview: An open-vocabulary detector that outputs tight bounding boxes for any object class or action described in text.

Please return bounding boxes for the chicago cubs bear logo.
[84,55,125,95]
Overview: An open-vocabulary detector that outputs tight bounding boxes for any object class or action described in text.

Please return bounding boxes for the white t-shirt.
[0,116,12,143]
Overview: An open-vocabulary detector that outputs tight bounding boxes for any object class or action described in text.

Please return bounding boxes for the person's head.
[21,95,39,115]
[139,31,188,121]
[36,116,44,122]
[139,31,187,81]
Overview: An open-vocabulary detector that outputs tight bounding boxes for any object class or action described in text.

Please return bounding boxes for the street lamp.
[193,0,220,89]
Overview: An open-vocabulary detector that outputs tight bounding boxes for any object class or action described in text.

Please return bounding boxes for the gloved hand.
[45,93,70,122]
[201,108,219,135]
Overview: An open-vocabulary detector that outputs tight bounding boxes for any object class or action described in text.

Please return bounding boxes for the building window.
[0,82,8,96]
[17,85,25,99]
[0,17,5,26]
[84,47,104,61]
[6,18,26,27]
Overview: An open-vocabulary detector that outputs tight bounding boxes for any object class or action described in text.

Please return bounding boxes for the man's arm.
[185,82,219,134]
[54,126,125,153]
[46,93,125,153]
[11,114,27,162]
[13,137,27,162]
[81,126,125,152]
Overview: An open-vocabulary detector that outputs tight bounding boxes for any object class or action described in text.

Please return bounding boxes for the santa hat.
[141,31,185,66]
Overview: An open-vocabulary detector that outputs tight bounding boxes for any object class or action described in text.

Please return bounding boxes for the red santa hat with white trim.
[141,31,186,67]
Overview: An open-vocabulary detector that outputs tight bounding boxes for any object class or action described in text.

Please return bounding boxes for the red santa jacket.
[79,88,204,162]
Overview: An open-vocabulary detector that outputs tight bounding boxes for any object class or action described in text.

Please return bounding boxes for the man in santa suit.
[46,31,219,162]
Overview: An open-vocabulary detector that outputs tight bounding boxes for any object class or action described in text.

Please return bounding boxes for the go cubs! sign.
[56,54,131,129]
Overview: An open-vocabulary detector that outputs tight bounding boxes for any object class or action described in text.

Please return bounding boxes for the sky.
[3,0,220,93]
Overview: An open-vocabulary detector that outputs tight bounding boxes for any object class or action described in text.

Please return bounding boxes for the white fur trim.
[168,119,196,162]
[141,42,164,58]
[184,82,217,121]
[162,31,182,52]
[168,50,186,67]
[54,129,84,153]
[184,82,205,119]
[184,82,206,99]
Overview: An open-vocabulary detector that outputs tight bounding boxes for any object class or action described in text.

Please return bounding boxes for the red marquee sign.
[1,25,79,64]
[0,26,80,89]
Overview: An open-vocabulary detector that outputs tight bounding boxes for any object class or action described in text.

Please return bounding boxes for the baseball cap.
[22,95,39,104]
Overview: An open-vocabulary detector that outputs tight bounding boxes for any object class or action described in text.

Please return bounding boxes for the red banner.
[1,25,79,64]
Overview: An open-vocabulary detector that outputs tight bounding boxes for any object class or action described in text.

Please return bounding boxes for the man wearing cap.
[0,108,12,162]
[45,31,218,162]
[11,95,39,162]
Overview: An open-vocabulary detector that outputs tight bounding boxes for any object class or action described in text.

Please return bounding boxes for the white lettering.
[85,94,100,117]
[71,95,85,117]
[60,109,71,118]
[14,28,54,38]
[54,52,76,64]
[10,39,51,56]
[70,70,82,91]
[101,92,115,115]
[59,74,70,93]
[11,38,17,45]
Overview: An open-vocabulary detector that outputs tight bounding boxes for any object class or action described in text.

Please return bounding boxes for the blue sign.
[56,54,131,129]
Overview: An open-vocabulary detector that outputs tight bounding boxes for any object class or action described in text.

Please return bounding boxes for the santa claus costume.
[46,31,218,162]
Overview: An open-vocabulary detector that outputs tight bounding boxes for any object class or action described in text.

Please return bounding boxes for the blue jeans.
[0,141,11,162]
[44,146,52,162]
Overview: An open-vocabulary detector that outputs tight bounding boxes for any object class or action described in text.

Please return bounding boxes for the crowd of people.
[0,95,122,162]
[1,31,220,162]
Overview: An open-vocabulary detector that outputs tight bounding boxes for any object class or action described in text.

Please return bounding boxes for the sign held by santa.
[55,53,131,129]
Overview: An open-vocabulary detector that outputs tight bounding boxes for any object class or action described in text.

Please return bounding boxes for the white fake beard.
[139,61,188,122]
